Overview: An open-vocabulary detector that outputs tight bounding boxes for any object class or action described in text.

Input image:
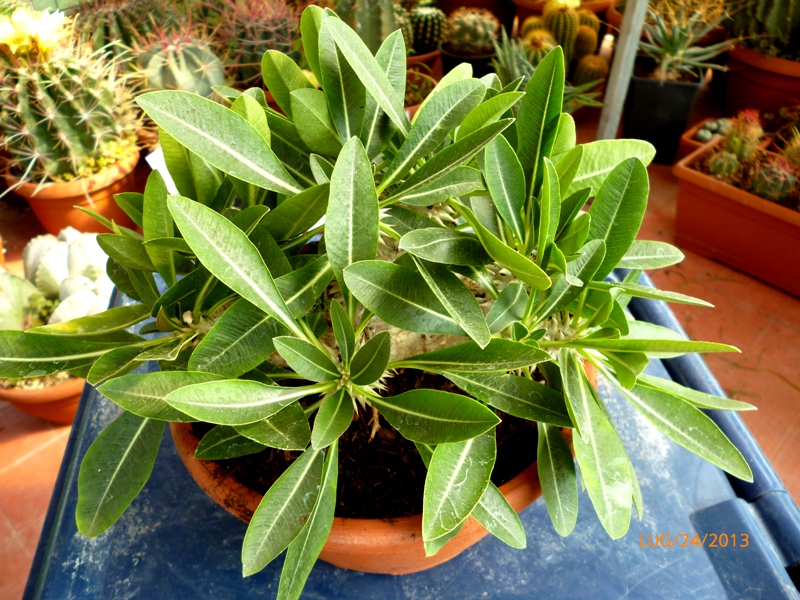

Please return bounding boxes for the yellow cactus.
[0,7,69,55]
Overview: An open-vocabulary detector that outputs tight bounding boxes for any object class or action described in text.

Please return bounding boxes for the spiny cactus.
[784,129,800,170]
[215,0,300,86]
[708,151,740,179]
[751,156,798,202]
[409,5,445,54]
[573,24,598,61]
[572,53,608,86]
[725,109,764,163]
[522,30,556,66]
[577,8,600,33]
[134,25,226,97]
[335,0,397,54]
[394,4,415,51]
[444,7,499,56]
[519,15,545,38]
[726,0,800,59]
[543,0,579,63]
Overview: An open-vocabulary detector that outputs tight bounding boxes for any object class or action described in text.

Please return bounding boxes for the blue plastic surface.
[24,281,800,599]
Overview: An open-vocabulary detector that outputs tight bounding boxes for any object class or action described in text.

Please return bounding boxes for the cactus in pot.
[751,156,798,201]
[522,29,557,66]
[408,5,445,54]
[708,151,740,180]
[572,53,608,86]
[543,0,579,63]
[573,24,598,61]
[520,15,545,38]
[725,109,764,162]
[577,8,600,33]
[443,7,498,57]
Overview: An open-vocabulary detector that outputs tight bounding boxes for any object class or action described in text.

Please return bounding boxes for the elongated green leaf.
[263,185,329,243]
[537,422,578,536]
[345,261,466,336]
[555,145,583,195]
[274,336,340,382]
[242,448,323,576]
[393,338,548,372]
[457,91,525,140]
[310,154,334,183]
[290,89,342,156]
[350,331,390,385]
[459,203,551,290]
[536,157,561,267]
[0,331,124,378]
[394,166,485,207]
[76,411,163,536]
[484,135,526,242]
[560,350,631,538]
[552,328,739,356]
[536,239,605,318]
[485,282,527,333]
[114,192,144,228]
[137,91,301,195]
[551,112,576,162]
[399,228,490,267]
[195,426,266,460]
[231,94,271,147]
[30,304,150,337]
[413,63,472,119]
[567,139,656,197]
[86,346,144,386]
[142,170,176,286]
[165,380,331,425]
[266,112,316,187]
[278,442,338,600]
[300,5,324,83]
[425,522,465,556]
[423,432,496,540]
[236,402,311,450]
[414,259,491,348]
[189,300,282,377]
[261,50,314,117]
[360,30,405,158]
[588,158,649,280]
[311,389,353,449]
[276,255,334,318]
[168,195,301,337]
[617,241,685,269]
[473,478,526,549]
[590,280,713,307]
[371,390,499,444]
[556,187,591,239]
[638,374,756,411]
[97,234,155,272]
[329,301,355,365]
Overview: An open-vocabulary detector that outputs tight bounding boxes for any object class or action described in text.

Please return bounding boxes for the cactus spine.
[573,24,598,60]
[522,30,556,66]
[783,129,800,170]
[394,4,415,51]
[444,7,499,56]
[577,8,600,33]
[520,15,545,38]
[336,0,397,54]
[409,6,445,53]
[543,0,579,63]
[751,157,798,201]
[572,54,608,86]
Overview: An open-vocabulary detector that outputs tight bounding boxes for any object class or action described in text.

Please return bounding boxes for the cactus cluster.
[572,53,609,86]
[543,0,579,63]
[693,118,732,143]
[726,109,764,163]
[393,4,415,51]
[520,15,545,38]
[577,8,600,33]
[523,30,556,66]
[444,7,499,57]
[708,150,740,178]
[409,5,445,54]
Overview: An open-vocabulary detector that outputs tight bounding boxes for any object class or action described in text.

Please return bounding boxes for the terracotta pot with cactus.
[439,7,499,77]
[674,110,800,297]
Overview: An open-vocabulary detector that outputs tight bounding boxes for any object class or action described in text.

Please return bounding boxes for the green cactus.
[520,15,545,38]
[726,0,800,59]
[784,129,800,170]
[724,109,763,163]
[0,44,140,183]
[708,151,740,179]
[335,0,397,54]
[572,53,608,86]
[444,7,499,56]
[751,156,798,201]
[573,24,598,61]
[522,30,556,66]
[409,6,445,54]
[577,8,600,33]
[394,4,415,51]
[135,27,226,97]
[543,0,579,63]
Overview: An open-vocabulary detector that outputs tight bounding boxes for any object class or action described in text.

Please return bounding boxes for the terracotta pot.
[678,119,771,161]
[5,151,139,235]
[725,46,800,116]
[439,0,514,33]
[514,0,610,22]
[170,422,571,575]
[407,49,443,80]
[439,43,495,78]
[673,137,800,297]
[0,377,85,425]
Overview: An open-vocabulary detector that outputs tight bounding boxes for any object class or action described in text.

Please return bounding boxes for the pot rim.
[0,376,85,404]
[406,49,441,64]
[728,45,800,78]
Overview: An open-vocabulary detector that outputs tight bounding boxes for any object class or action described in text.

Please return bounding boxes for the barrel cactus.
[334,0,397,54]
[520,15,545,38]
[394,4,415,51]
[523,30,557,66]
[444,7,499,56]
[572,53,608,86]
[725,0,800,58]
[577,8,600,33]
[543,0,579,62]
[751,156,798,202]
[573,24,598,61]
[708,151,740,180]
[409,5,445,54]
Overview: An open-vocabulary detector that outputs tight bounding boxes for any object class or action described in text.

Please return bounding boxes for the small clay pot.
[407,49,443,80]
[0,377,85,425]
[5,151,139,235]
[725,46,800,116]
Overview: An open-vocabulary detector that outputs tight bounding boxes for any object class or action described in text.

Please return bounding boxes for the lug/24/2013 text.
[640,533,749,549]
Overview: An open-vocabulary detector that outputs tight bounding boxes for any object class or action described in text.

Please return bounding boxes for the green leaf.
[189,300,282,377]
[137,91,301,195]
[300,5,324,83]
[276,255,335,318]
[277,441,338,600]
[344,261,466,336]
[274,336,340,382]
[30,304,150,337]
[310,154,334,183]
[556,211,591,256]
[555,145,583,195]
[424,523,464,556]
[537,422,578,536]
[380,79,486,191]
[423,432,496,540]
[290,89,343,156]
[141,171,176,286]
[516,48,564,199]
[637,374,756,411]
[567,139,656,197]
[97,234,155,272]
[0,331,123,378]
[236,402,312,451]
[587,158,649,280]
[168,195,301,338]
[360,31,405,158]
[556,187,591,238]
[535,157,561,267]
[560,350,631,538]
[535,239,605,318]
[413,259,491,348]
[393,166,485,207]
[329,301,355,365]
[444,371,572,426]
[371,390,500,444]
[457,91,525,141]
[551,113,576,162]
[326,136,379,303]
[76,411,163,536]
[484,134,526,242]
[458,203,551,290]
[393,338,548,373]
[114,192,144,228]
[485,283,527,333]
[350,331,391,385]
[472,480,526,549]
[413,63,472,118]
[398,228,490,267]
[231,93,271,147]
[311,389,353,449]
[617,241,685,269]
[265,112,316,187]
[195,426,266,460]
[590,280,713,307]
[86,346,144,386]
[242,447,323,576]
[261,50,314,118]
[165,380,331,425]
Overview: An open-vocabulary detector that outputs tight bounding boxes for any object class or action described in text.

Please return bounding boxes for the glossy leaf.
[535,239,605,318]
[471,480,526,549]
[393,338,548,373]
[311,389,353,449]
[550,112,576,161]
[484,135,526,241]
[360,31,405,158]
[398,228,490,267]
[350,331,391,385]
[591,280,712,307]
[273,337,340,382]
[195,426,266,460]
[231,93,271,147]
[0,331,123,378]
[86,346,144,386]
[329,301,355,365]
[617,241,685,269]
[535,157,561,267]
[290,89,342,156]
[276,255,335,318]
[566,139,655,197]
[300,5,324,83]
[142,170,176,286]
[554,145,583,195]
[261,50,314,117]
[30,304,150,337]
[457,91,525,140]
[537,422,578,536]
[637,374,756,411]
[236,402,312,451]
[394,166,485,207]
[97,234,155,272]
[485,282,528,333]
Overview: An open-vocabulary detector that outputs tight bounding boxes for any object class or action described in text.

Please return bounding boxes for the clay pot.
[407,49,443,80]
[725,46,800,116]
[0,377,85,425]
[5,151,139,235]
[439,44,495,78]
[514,0,611,23]
[170,422,570,575]
[677,119,771,161]
[673,137,800,297]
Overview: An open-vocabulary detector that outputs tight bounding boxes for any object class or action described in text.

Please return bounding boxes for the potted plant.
[724,0,800,115]
[0,227,114,423]
[674,109,800,296]
[440,7,499,77]
[0,8,754,598]
[513,0,610,27]
[607,0,729,45]
[622,5,736,163]
[404,3,446,77]
[0,6,142,234]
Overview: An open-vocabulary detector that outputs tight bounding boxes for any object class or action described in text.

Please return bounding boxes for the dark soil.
[193,369,540,520]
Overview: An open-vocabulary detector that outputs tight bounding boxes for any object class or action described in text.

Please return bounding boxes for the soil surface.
[194,370,540,519]
[0,372,73,391]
